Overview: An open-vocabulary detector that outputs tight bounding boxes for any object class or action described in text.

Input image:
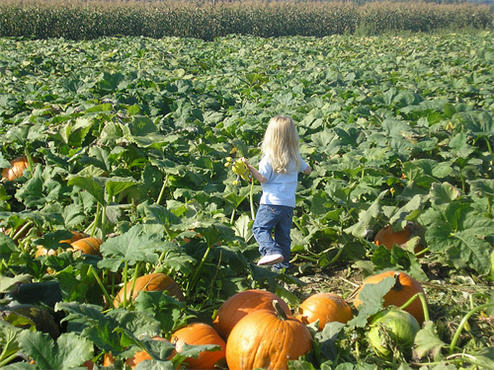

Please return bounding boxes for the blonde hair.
[261,116,300,174]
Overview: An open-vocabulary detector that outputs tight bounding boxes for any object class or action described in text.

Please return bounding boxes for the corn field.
[0,0,493,40]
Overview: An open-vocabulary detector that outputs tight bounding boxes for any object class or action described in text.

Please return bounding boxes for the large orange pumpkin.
[226,302,312,370]
[374,223,424,254]
[1,157,29,181]
[170,323,226,369]
[113,273,184,307]
[212,289,291,339]
[354,270,427,324]
[295,292,353,330]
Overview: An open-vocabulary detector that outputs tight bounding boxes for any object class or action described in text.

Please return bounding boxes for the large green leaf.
[15,331,92,370]
[98,225,162,271]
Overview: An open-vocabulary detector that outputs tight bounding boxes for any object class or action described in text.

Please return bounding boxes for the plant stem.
[12,220,33,241]
[91,203,101,237]
[449,302,494,354]
[122,261,129,307]
[156,174,168,205]
[187,244,212,295]
[249,179,255,220]
[206,249,222,303]
[484,136,492,154]
[399,292,429,322]
[272,299,287,320]
[101,205,107,241]
[89,265,113,309]
[127,262,140,307]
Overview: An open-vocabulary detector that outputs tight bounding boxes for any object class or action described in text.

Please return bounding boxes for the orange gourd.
[354,270,427,324]
[374,222,424,254]
[226,302,312,370]
[103,337,170,369]
[113,273,184,307]
[70,236,102,255]
[126,336,170,368]
[212,289,291,339]
[34,232,94,258]
[1,157,29,181]
[170,323,226,369]
[295,292,353,330]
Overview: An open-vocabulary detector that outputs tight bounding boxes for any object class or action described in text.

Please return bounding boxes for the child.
[242,115,311,270]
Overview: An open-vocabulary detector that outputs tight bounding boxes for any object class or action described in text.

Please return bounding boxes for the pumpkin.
[226,301,312,370]
[60,231,89,245]
[212,289,291,339]
[113,273,184,307]
[295,292,353,330]
[34,233,98,258]
[354,270,427,324]
[1,157,29,181]
[170,323,226,369]
[70,236,102,255]
[103,337,171,369]
[367,307,420,359]
[126,336,170,369]
[374,222,424,254]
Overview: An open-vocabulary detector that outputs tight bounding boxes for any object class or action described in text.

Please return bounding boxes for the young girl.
[242,115,311,270]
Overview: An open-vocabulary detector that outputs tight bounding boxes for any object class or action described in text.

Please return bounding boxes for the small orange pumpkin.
[1,157,30,181]
[170,323,226,369]
[126,336,170,368]
[226,302,312,370]
[374,222,424,254]
[113,273,184,307]
[70,236,102,255]
[212,289,291,339]
[295,292,353,330]
[103,337,170,369]
[34,231,94,257]
[354,270,427,324]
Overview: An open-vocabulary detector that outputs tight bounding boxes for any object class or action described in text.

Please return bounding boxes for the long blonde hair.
[261,116,300,174]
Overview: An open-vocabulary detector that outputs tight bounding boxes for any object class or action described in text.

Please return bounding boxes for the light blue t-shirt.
[258,155,309,208]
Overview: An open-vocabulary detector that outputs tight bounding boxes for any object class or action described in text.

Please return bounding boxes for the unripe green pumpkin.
[367,307,420,359]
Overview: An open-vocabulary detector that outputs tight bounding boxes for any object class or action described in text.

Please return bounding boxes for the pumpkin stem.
[272,300,287,320]
[392,272,403,291]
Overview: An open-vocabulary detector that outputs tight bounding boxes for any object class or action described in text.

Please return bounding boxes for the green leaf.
[414,321,445,360]
[468,179,494,197]
[98,225,162,271]
[17,331,92,370]
[0,274,31,293]
[233,214,252,240]
[344,190,388,238]
[67,175,106,206]
[465,347,494,368]
[347,276,395,328]
[429,182,461,208]
[134,291,187,335]
[105,177,138,199]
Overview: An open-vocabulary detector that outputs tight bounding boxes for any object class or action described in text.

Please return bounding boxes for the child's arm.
[241,158,267,184]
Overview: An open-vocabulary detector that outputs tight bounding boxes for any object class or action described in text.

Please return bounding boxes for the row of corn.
[0,0,492,40]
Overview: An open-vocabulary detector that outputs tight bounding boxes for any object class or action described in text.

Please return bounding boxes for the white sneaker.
[257,253,284,266]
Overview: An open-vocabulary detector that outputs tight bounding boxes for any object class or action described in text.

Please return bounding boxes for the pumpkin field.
[1,30,494,369]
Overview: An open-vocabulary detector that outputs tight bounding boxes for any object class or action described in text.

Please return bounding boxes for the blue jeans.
[252,204,294,269]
